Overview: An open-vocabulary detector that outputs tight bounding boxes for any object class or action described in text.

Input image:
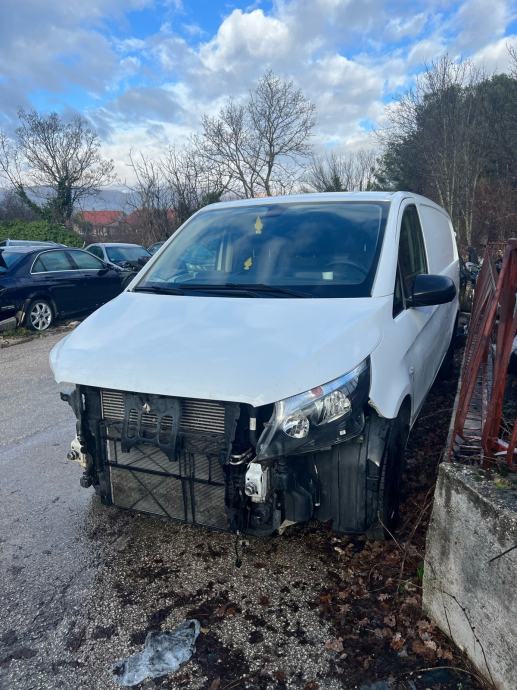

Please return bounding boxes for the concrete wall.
[423,463,517,690]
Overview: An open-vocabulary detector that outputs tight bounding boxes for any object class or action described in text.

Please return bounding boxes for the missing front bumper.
[64,385,380,535]
[106,432,228,529]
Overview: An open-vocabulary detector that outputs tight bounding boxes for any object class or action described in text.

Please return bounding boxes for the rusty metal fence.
[450,239,517,470]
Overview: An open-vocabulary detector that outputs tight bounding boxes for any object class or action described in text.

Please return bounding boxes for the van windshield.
[136,201,389,298]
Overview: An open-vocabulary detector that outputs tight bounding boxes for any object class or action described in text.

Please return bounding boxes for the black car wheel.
[27,299,53,331]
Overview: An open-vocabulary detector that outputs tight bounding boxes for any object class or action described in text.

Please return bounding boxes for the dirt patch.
[0,320,79,348]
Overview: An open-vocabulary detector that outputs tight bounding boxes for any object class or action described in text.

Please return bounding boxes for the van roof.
[202,191,445,213]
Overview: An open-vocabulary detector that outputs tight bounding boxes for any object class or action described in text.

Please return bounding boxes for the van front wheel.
[369,411,409,539]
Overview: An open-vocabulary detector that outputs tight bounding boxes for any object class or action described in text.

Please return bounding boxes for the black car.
[0,246,127,331]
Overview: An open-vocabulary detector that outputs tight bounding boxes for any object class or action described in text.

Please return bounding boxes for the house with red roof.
[75,208,177,244]
[77,210,125,239]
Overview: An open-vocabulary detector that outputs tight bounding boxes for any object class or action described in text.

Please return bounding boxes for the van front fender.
[368,354,414,424]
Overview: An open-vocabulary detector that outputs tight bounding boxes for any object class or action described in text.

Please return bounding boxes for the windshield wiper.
[224,283,312,298]
[133,285,185,295]
[133,283,312,298]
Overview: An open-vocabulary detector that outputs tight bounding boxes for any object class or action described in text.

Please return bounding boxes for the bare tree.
[127,144,228,244]
[0,109,114,225]
[379,57,487,246]
[304,152,346,192]
[199,70,315,197]
[508,43,517,77]
[0,188,39,222]
[161,145,228,225]
[126,152,174,245]
[304,150,378,192]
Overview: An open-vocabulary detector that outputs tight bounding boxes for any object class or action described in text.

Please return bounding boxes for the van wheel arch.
[313,400,411,536]
[366,400,410,539]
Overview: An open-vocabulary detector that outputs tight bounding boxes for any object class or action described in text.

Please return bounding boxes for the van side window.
[398,205,428,298]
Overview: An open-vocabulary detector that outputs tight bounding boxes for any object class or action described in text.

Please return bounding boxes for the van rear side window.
[418,204,455,272]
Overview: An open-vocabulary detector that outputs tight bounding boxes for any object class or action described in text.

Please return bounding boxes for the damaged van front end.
[57,356,391,535]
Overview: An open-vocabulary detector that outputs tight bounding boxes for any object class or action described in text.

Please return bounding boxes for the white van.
[50,192,458,536]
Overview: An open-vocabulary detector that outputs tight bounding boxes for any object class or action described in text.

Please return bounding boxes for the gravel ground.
[0,333,482,690]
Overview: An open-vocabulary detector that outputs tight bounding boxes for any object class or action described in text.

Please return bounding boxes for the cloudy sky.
[1,0,516,181]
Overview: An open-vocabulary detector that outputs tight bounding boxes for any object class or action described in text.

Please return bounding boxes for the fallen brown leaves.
[312,367,480,686]
[324,637,344,653]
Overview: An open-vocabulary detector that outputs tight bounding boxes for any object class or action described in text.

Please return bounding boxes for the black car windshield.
[0,250,26,272]
[136,201,389,298]
[106,246,149,263]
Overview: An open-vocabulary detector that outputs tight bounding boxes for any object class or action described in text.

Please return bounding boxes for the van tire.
[368,410,409,540]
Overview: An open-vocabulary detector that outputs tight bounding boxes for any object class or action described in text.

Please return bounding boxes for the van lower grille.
[96,388,238,530]
[107,439,227,529]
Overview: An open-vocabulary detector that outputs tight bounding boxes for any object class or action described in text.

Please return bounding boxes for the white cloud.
[385,13,428,41]
[199,9,292,72]
[470,34,517,72]
[453,0,510,52]
[311,55,383,106]
[407,38,446,66]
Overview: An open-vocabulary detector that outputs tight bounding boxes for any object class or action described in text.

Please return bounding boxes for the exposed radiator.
[99,388,232,530]
[107,438,228,529]
[100,389,226,434]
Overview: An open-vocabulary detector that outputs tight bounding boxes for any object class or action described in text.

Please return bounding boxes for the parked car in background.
[0,239,66,248]
[51,192,459,537]
[147,241,165,255]
[86,243,151,271]
[0,246,126,331]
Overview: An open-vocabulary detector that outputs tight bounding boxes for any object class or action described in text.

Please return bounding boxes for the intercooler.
[98,389,238,530]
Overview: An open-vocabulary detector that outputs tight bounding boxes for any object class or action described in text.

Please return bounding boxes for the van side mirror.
[408,274,456,308]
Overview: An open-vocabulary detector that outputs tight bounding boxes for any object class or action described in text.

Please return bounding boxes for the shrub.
[0,220,83,247]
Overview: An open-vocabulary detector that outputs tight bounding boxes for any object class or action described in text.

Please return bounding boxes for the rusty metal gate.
[450,239,517,470]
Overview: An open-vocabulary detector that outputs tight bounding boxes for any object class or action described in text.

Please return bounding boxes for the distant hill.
[76,189,132,211]
[0,186,132,212]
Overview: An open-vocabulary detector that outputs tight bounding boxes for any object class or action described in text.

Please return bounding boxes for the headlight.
[256,359,370,460]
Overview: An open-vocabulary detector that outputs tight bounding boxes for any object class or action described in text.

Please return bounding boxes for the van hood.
[50,292,387,407]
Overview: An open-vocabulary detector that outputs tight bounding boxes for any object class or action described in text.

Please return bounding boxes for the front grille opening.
[101,389,226,435]
[98,389,236,530]
[105,430,228,530]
